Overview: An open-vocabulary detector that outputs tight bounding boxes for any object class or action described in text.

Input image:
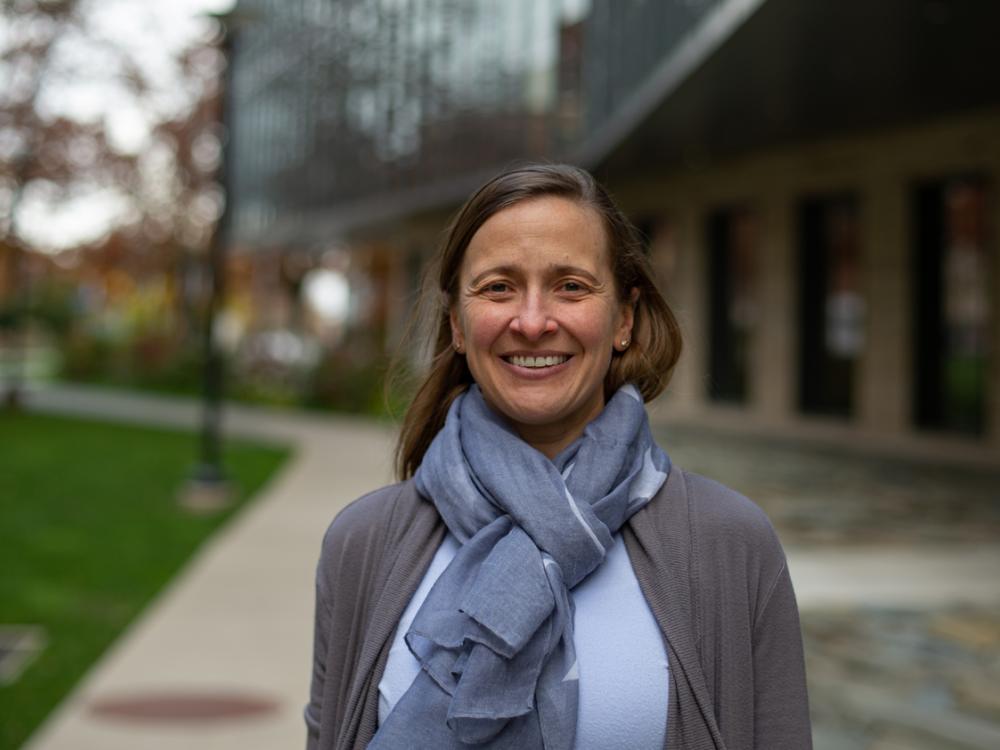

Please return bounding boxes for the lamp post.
[182,11,238,511]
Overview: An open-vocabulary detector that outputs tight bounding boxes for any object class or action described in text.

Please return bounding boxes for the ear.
[449,307,465,353]
[615,288,639,351]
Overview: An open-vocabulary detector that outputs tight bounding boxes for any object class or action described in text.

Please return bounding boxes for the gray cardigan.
[305,468,812,749]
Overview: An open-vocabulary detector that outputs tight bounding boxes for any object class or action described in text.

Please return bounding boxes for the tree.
[0,0,228,404]
[2,0,84,405]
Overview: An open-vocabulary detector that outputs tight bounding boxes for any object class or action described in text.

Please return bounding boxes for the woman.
[305,164,812,749]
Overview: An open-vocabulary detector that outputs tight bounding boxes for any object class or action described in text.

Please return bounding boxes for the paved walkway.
[22,385,395,750]
[18,384,1000,749]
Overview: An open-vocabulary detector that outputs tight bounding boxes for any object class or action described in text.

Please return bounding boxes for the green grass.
[0,410,290,750]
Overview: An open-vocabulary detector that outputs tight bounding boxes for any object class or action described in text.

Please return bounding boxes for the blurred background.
[1,0,998,749]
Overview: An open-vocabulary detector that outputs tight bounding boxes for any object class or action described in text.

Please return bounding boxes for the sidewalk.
[18,384,1000,749]
[21,385,396,750]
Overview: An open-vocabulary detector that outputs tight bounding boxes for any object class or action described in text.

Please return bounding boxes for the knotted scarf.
[370,384,670,750]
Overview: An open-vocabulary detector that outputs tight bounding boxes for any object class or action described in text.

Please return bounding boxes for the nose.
[509,291,557,340]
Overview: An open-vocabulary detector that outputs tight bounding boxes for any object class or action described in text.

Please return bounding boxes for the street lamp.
[181,10,240,512]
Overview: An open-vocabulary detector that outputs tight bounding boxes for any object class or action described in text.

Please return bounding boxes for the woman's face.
[450,196,635,457]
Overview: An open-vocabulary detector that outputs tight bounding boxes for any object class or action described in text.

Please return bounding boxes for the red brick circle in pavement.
[88,690,280,723]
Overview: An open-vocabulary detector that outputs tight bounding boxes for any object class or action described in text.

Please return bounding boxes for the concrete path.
[22,385,395,750]
[18,384,1000,749]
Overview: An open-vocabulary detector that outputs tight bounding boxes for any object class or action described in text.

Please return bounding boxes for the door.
[798,195,864,418]
[707,207,758,403]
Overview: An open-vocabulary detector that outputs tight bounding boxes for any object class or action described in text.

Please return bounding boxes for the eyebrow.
[467,264,602,287]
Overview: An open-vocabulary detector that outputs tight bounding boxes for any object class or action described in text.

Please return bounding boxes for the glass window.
[798,194,864,417]
[913,177,991,435]
[706,206,758,403]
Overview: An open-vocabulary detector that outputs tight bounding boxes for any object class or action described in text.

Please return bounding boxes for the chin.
[501,394,592,430]
[491,399,553,424]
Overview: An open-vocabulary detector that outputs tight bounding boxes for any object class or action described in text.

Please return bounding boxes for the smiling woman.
[305,164,813,750]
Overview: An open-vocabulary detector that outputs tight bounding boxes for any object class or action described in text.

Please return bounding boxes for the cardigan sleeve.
[304,489,389,750]
[305,518,342,750]
[752,560,813,749]
[305,578,326,748]
[677,470,813,748]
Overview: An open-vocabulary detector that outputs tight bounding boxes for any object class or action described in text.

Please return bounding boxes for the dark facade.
[228,0,607,247]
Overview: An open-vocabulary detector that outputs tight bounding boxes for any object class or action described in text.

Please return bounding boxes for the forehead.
[461,196,611,276]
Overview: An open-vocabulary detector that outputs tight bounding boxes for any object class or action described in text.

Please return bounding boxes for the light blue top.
[379,531,670,749]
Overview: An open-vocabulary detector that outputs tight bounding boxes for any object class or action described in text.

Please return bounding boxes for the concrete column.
[659,199,706,416]
[990,165,1000,451]
[857,173,910,436]
[753,185,795,425]
[382,239,410,353]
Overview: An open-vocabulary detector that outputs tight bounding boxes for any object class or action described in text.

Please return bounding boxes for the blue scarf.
[370,384,670,750]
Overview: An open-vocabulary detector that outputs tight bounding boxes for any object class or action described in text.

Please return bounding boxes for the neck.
[517,427,579,460]
[514,402,605,460]
[475,387,606,461]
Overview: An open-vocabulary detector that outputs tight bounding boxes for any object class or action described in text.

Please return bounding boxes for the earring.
[621,338,630,349]
[453,341,463,353]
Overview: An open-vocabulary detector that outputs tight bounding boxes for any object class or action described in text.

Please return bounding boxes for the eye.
[560,280,587,293]
[476,280,512,297]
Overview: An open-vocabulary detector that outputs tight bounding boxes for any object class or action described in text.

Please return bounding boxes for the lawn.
[0,410,290,750]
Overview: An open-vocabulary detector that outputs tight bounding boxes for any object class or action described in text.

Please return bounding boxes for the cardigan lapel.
[624,468,727,750]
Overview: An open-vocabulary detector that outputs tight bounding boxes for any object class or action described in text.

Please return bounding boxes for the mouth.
[502,354,571,369]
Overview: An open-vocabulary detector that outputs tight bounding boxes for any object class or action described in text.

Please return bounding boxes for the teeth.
[509,355,568,368]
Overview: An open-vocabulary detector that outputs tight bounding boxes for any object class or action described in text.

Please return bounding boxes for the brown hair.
[394,163,682,479]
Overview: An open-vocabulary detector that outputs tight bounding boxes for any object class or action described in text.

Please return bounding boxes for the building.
[227,0,1000,461]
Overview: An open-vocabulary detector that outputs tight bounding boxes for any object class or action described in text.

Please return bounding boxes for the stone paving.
[657,424,1000,547]
[804,605,1000,750]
